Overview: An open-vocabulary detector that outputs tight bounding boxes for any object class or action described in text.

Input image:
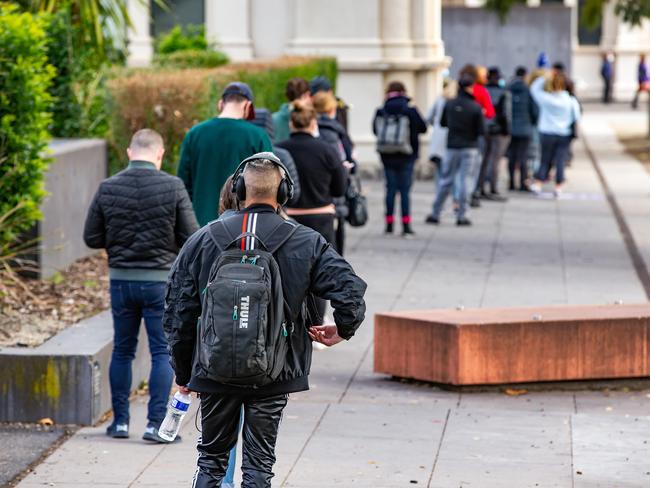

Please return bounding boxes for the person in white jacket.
[529,72,581,196]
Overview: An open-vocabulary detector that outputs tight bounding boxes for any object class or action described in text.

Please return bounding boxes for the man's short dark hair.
[553,62,565,72]
[223,93,248,104]
[515,66,527,77]
[285,78,310,102]
[459,64,478,80]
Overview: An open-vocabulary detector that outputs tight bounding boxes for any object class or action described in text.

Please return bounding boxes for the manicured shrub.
[154,49,229,69]
[156,25,209,54]
[107,56,337,174]
[0,5,55,258]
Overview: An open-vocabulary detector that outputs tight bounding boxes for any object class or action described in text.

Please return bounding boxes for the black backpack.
[197,218,297,387]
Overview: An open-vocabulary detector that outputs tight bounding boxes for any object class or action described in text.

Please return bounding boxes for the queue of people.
[84,77,367,488]
[372,57,582,232]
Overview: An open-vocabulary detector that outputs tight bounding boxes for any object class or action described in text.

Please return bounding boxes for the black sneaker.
[456,218,472,227]
[402,223,416,238]
[142,425,182,444]
[470,196,481,208]
[385,222,394,234]
[106,423,129,439]
[489,192,508,202]
[425,215,439,225]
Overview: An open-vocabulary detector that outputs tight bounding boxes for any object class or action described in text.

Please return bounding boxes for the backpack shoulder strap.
[265,220,299,254]
[207,219,235,252]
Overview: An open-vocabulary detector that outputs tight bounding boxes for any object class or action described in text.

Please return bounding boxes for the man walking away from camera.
[178,82,272,226]
[84,129,198,442]
[163,153,367,487]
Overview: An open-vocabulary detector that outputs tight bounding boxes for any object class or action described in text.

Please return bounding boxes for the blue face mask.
[498,79,506,88]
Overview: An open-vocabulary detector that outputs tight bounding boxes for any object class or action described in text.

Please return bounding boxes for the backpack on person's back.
[197,218,297,387]
[374,109,413,155]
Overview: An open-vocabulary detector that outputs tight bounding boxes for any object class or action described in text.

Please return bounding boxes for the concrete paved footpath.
[18,106,650,487]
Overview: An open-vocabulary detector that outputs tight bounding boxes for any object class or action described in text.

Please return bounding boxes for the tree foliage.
[0,5,55,257]
[486,0,650,26]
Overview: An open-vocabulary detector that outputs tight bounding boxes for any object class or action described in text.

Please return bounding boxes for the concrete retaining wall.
[442,6,572,79]
[38,139,107,279]
[0,312,151,425]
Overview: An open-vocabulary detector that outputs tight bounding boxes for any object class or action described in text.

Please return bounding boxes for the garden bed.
[0,253,108,348]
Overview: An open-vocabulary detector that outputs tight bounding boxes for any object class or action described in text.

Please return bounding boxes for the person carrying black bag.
[163,153,367,488]
[373,81,427,237]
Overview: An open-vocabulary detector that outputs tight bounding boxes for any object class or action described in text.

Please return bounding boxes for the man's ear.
[157,148,165,166]
[244,101,253,119]
[126,148,132,160]
[218,99,224,113]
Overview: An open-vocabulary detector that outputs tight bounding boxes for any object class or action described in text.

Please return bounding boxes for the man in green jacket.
[178,82,272,226]
[271,77,311,143]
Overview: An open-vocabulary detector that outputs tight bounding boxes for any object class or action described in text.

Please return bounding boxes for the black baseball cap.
[222,82,256,120]
[309,76,332,95]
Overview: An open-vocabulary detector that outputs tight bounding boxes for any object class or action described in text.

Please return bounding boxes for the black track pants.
[192,393,288,488]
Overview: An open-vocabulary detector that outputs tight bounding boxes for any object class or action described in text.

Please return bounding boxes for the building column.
[381,0,414,61]
[126,0,153,67]
[205,0,254,60]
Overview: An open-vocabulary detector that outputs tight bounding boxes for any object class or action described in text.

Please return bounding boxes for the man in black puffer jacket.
[83,129,198,442]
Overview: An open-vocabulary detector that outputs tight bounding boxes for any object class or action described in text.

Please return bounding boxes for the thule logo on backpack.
[239,296,250,329]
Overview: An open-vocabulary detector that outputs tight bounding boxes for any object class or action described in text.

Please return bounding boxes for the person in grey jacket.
[507,67,539,191]
[84,129,198,442]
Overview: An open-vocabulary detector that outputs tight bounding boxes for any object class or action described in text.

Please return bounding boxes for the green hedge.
[154,49,229,69]
[107,56,337,174]
[0,6,54,258]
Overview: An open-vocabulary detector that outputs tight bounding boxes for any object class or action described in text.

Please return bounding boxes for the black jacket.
[162,204,367,395]
[276,132,347,209]
[373,95,427,165]
[441,91,485,149]
[486,83,512,136]
[508,78,539,138]
[317,114,356,169]
[83,160,199,270]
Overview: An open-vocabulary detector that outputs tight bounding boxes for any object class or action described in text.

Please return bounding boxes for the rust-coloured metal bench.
[374,304,650,385]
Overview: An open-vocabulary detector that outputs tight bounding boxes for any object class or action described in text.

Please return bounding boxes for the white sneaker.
[553,187,563,198]
[529,182,542,194]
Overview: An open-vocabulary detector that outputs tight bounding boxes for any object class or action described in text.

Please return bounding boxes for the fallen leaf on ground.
[504,388,529,396]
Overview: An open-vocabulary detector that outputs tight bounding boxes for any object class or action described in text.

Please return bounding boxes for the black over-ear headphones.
[231,152,295,206]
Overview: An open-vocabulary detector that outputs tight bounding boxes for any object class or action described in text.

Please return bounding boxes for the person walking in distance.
[631,53,649,110]
[507,66,539,192]
[600,53,614,104]
[178,82,272,226]
[425,71,485,227]
[163,153,367,487]
[272,77,311,143]
[529,71,581,197]
[373,81,427,236]
[83,129,198,442]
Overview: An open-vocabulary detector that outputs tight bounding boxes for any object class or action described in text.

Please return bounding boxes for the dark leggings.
[535,133,572,185]
[508,136,531,189]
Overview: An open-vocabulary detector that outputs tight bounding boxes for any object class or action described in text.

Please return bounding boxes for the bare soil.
[0,253,109,348]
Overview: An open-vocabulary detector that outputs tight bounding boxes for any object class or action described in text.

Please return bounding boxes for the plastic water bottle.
[158,391,191,442]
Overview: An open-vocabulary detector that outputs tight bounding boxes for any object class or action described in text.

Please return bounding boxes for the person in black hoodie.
[507,66,539,191]
[426,72,485,226]
[373,81,427,236]
[313,91,356,255]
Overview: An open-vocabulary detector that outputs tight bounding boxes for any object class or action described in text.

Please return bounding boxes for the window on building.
[577,0,602,45]
[151,0,205,38]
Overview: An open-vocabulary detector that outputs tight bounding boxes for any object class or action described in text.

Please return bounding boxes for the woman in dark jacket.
[507,66,539,191]
[373,81,427,236]
[313,91,355,255]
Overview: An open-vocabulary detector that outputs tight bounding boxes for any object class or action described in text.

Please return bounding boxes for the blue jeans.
[535,133,572,185]
[383,159,415,222]
[109,280,173,427]
[432,148,478,220]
